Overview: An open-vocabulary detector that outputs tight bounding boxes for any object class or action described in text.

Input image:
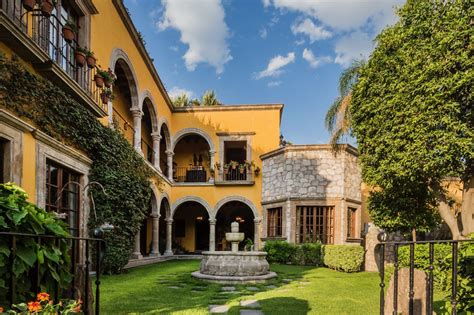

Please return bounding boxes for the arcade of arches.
[131,197,261,257]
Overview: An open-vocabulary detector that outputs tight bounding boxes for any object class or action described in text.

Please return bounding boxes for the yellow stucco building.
[0,0,364,266]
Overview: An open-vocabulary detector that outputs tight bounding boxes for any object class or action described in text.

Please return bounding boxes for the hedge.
[322,245,365,273]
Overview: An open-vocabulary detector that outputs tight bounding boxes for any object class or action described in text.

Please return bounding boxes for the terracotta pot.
[94,74,104,88]
[62,25,75,43]
[22,0,36,11]
[74,51,86,67]
[41,0,54,17]
[100,94,109,104]
[104,80,112,88]
[86,55,96,69]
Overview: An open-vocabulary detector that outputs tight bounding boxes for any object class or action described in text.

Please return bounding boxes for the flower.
[36,292,50,302]
[27,301,42,312]
[0,306,4,313]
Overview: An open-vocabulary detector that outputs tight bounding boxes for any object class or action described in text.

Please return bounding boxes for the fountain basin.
[191,251,277,283]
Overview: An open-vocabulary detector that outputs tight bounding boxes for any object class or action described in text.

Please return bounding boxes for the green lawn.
[100,260,381,314]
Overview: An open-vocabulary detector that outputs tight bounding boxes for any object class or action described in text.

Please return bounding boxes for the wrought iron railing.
[378,238,474,315]
[217,165,253,182]
[0,0,106,112]
[141,140,154,164]
[175,166,209,183]
[0,231,105,314]
[112,108,134,144]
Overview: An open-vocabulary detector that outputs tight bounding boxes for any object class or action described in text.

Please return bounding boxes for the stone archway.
[158,119,172,178]
[140,92,160,167]
[132,186,160,259]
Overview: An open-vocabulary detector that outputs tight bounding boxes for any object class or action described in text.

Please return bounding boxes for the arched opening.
[112,59,136,145]
[216,201,255,251]
[173,134,211,183]
[172,201,210,254]
[159,123,170,176]
[159,197,170,254]
[141,99,156,164]
[139,196,155,257]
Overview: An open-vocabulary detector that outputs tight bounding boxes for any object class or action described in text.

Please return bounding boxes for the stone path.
[245,286,260,291]
[240,300,261,309]
[240,310,264,315]
[209,305,230,314]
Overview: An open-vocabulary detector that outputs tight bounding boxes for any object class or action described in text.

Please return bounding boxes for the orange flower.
[36,292,50,302]
[0,306,4,313]
[27,301,42,312]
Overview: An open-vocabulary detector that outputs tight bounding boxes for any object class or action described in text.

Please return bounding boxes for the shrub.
[323,245,364,272]
[0,183,71,305]
[264,241,296,264]
[264,241,323,266]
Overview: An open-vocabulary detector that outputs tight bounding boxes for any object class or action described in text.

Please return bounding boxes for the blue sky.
[124,0,404,145]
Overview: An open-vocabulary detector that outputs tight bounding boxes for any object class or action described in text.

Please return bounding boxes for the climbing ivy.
[0,54,154,273]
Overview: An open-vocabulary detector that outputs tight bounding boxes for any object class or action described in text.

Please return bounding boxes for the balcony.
[0,1,107,117]
[112,108,134,144]
[175,166,210,183]
[215,162,255,185]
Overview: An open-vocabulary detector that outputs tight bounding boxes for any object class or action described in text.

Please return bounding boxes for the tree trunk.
[438,193,463,240]
[461,175,474,236]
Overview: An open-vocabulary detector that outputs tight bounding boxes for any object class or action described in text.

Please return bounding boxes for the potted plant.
[238,163,246,174]
[100,88,114,104]
[22,0,37,11]
[244,238,254,251]
[223,163,229,175]
[86,49,96,68]
[254,166,261,177]
[229,160,238,170]
[74,46,87,67]
[94,71,105,88]
[104,68,117,88]
[40,0,56,17]
[62,19,77,43]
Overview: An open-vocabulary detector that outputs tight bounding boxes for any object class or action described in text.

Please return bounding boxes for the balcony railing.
[0,1,107,113]
[175,166,210,183]
[141,140,154,164]
[112,108,134,144]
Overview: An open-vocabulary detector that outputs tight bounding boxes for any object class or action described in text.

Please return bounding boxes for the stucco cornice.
[173,104,284,113]
[260,144,359,160]
[112,0,174,112]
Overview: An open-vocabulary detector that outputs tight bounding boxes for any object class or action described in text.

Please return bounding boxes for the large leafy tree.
[350,0,473,239]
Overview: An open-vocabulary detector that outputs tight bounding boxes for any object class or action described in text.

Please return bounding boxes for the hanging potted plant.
[100,88,114,104]
[104,68,117,88]
[40,0,56,17]
[254,166,261,177]
[22,0,37,11]
[62,19,77,43]
[86,49,96,68]
[94,69,108,88]
[223,163,229,175]
[74,46,87,67]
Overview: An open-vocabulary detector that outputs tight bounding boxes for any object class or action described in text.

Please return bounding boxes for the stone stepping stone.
[240,310,264,315]
[168,286,181,289]
[209,305,230,314]
[240,300,261,309]
[245,287,261,292]
[265,285,277,289]
[221,286,236,291]
[220,291,241,295]
[191,286,207,291]
[282,278,292,282]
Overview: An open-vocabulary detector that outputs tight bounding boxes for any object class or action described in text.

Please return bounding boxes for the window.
[296,206,334,244]
[347,207,357,239]
[267,207,282,237]
[224,140,247,180]
[45,160,81,236]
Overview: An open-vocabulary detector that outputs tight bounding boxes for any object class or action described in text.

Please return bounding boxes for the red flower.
[27,301,42,312]
[36,292,50,302]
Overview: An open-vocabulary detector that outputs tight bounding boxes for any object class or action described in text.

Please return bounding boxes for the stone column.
[131,232,142,259]
[150,214,160,256]
[151,132,161,170]
[130,108,143,154]
[254,218,261,250]
[164,218,173,256]
[209,218,216,251]
[209,150,216,182]
[166,150,174,181]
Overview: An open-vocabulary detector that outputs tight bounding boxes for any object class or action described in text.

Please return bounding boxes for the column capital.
[130,108,143,118]
[254,218,262,224]
[209,150,216,155]
[151,133,162,141]
[151,214,159,219]
[165,150,174,156]
[209,218,217,224]
[165,218,174,223]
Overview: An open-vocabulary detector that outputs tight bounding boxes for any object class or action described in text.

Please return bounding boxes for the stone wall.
[262,145,361,203]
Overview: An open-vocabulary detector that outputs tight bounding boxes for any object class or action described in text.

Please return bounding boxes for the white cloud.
[294,39,305,46]
[334,31,374,67]
[262,0,271,7]
[263,0,403,31]
[291,18,331,42]
[168,86,194,99]
[157,0,232,74]
[268,81,281,87]
[302,48,331,68]
[169,46,178,52]
[255,52,295,79]
[260,28,268,39]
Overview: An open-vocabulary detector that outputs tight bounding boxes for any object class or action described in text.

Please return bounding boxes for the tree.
[201,90,221,106]
[350,0,473,239]
[171,94,190,107]
[325,60,365,149]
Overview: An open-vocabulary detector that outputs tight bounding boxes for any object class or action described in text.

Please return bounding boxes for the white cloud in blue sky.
[302,48,331,69]
[255,52,296,79]
[157,0,232,74]
[291,18,332,43]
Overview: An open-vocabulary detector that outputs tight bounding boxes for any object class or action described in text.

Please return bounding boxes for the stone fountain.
[191,221,277,283]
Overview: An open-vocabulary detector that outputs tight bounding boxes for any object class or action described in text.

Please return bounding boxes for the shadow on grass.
[228,297,310,314]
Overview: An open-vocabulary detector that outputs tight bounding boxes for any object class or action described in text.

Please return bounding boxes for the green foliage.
[0,55,154,273]
[350,0,473,232]
[322,245,364,273]
[171,94,190,107]
[201,90,220,106]
[0,183,72,305]
[264,241,323,266]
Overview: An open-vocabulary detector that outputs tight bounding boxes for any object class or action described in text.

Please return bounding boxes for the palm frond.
[339,59,365,96]
[325,97,342,131]
[201,90,221,106]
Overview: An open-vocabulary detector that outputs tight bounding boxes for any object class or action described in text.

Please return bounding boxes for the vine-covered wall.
[0,54,154,273]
